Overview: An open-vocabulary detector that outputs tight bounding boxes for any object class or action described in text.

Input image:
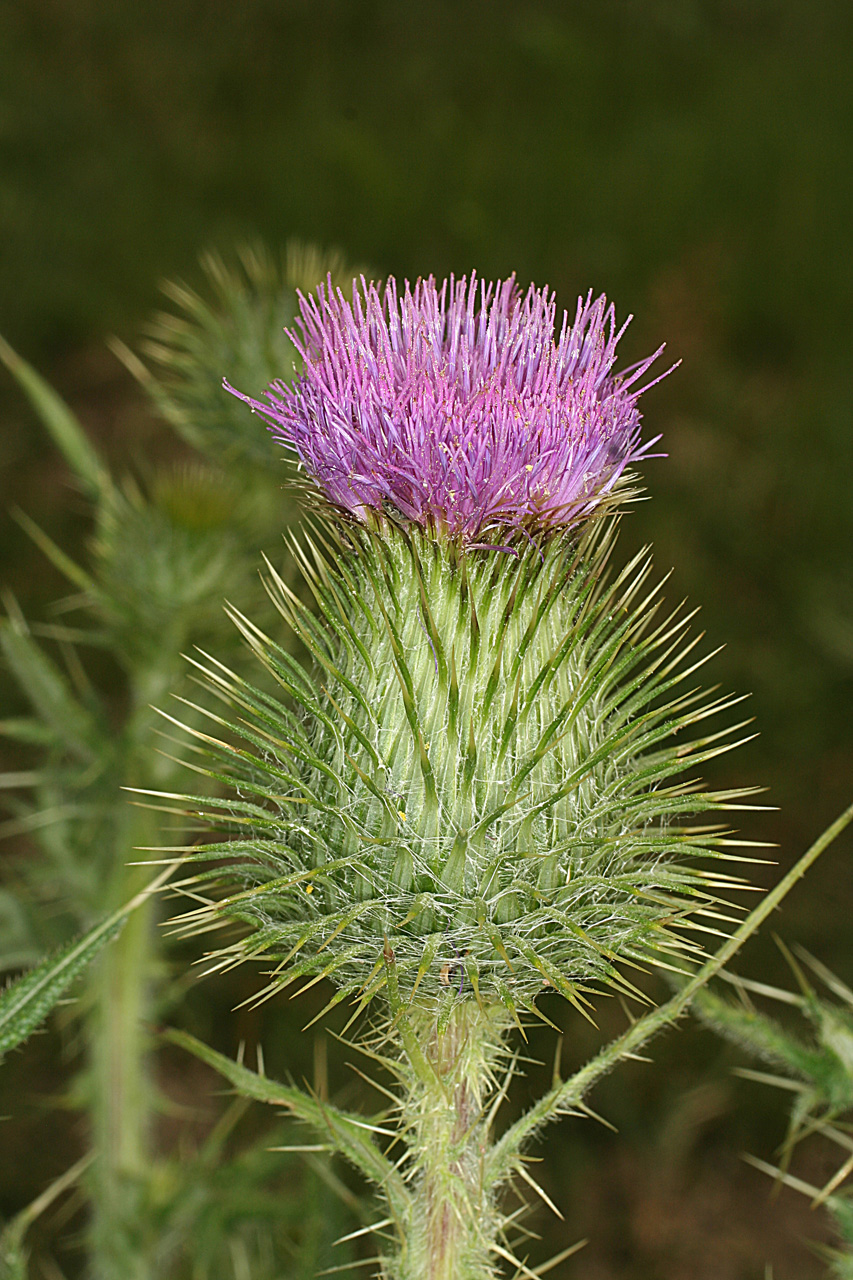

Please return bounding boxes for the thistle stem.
[396,1003,510,1280]
[87,675,179,1279]
[87,833,157,1279]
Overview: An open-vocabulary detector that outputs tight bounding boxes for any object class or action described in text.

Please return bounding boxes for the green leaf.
[0,334,110,500]
[164,1027,409,1218]
[0,613,103,762]
[0,864,178,1060]
[0,914,126,1059]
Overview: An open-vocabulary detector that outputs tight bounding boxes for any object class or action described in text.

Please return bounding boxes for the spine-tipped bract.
[173,521,753,1021]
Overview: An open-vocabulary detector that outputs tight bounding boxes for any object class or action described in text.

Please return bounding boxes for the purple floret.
[226,274,672,540]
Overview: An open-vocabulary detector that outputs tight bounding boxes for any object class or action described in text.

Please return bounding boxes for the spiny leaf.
[0,864,177,1060]
[163,1027,409,1215]
[0,915,125,1058]
[0,613,104,762]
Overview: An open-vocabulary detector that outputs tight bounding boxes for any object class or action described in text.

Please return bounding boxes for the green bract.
[166,516,756,1021]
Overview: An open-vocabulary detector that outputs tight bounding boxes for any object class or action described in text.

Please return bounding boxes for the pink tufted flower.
[226,274,672,541]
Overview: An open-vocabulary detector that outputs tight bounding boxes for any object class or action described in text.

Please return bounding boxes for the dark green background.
[2,2,852,1275]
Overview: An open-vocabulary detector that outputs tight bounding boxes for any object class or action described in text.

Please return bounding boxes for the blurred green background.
[1,1,852,1276]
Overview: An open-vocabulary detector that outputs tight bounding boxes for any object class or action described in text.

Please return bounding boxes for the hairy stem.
[395,1003,510,1280]
[87,841,157,1278]
[87,676,180,1279]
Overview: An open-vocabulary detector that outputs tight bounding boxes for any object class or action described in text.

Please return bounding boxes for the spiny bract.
[167,519,755,1021]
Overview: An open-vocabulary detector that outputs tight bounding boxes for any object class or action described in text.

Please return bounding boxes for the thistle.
[225,275,665,540]
[165,274,761,1279]
[693,944,853,1278]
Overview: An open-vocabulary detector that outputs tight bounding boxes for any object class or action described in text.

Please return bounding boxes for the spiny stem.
[395,1002,510,1280]
[87,830,158,1280]
[88,676,185,1280]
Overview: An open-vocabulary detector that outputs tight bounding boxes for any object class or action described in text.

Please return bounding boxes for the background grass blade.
[0,334,110,501]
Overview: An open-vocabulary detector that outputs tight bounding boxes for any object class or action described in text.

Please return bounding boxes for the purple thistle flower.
[226,274,672,541]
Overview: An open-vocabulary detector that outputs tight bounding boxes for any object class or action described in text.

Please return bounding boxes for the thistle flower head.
[226,274,670,541]
[163,275,755,1027]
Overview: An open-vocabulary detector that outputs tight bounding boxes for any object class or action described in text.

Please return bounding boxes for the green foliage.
[0,910,125,1061]
[0,303,293,934]
[163,516,762,1020]
[0,604,104,765]
[0,600,126,923]
[694,944,853,1277]
[0,242,366,1277]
